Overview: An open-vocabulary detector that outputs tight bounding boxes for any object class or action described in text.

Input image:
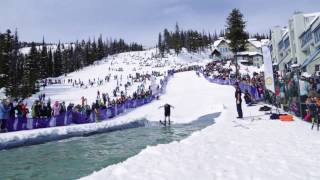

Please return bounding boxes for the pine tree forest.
[0,30,143,98]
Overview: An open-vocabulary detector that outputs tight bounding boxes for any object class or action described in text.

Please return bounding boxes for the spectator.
[52,101,61,117]
[244,90,253,106]
[0,99,10,132]
[31,100,41,118]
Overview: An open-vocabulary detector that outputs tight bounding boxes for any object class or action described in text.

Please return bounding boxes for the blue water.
[0,113,219,180]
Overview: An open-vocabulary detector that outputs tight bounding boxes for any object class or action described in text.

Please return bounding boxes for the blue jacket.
[0,102,10,120]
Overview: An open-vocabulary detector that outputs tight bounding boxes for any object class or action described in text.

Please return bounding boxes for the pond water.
[0,113,219,180]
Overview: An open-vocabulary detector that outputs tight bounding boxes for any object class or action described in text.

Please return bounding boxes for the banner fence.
[5,71,174,132]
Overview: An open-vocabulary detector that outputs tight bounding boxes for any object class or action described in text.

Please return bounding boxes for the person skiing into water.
[159,103,174,125]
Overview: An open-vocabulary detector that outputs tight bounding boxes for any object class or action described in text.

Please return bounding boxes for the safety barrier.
[204,76,264,102]
[5,71,173,132]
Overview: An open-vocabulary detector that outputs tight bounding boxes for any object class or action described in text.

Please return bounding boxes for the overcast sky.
[1,0,320,47]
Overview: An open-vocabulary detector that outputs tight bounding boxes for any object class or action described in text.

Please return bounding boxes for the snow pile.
[82,83,320,180]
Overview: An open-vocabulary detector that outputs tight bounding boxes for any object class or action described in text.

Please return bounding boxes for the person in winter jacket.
[21,103,29,118]
[46,101,52,118]
[0,99,11,132]
[235,85,243,118]
[244,90,253,106]
[31,100,41,118]
[52,101,61,117]
[102,93,107,105]
[60,101,66,114]
[8,102,16,119]
[16,101,24,118]
[81,96,85,107]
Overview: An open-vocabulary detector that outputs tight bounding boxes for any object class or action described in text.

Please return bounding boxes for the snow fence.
[204,76,264,102]
[4,70,175,133]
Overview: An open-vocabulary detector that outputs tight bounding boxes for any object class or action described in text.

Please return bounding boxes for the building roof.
[248,39,262,48]
[300,13,320,38]
[236,51,262,56]
[261,39,271,46]
[304,12,320,18]
[213,37,230,47]
[211,48,221,56]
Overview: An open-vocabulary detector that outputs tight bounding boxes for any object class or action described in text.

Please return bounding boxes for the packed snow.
[23,48,211,109]
[82,73,320,180]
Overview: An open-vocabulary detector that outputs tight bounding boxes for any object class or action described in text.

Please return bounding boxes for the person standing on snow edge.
[235,84,243,118]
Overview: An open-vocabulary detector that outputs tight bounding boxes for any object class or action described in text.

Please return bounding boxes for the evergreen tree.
[6,30,20,97]
[91,38,98,62]
[158,33,164,57]
[163,29,170,53]
[0,32,5,88]
[53,42,62,77]
[225,8,248,78]
[173,23,182,54]
[23,42,39,95]
[47,48,53,77]
[0,28,143,98]
[97,35,104,60]
[39,37,48,79]
[0,30,12,90]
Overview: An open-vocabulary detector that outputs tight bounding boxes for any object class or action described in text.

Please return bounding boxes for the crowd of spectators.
[0,70,169,132]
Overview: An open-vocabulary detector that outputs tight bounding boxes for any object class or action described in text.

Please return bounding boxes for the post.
[235,54,238,79]
[297,69,302,117]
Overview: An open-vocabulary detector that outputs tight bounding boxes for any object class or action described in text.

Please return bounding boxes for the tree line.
[158,23,226,56]
[0,29,143,98]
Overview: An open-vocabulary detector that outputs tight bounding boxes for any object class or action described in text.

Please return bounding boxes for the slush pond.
[0,113,219,180]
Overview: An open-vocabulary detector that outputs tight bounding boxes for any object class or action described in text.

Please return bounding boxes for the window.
[314,26,320,43]
[315,64,320,71]
[301,30,312,47]
[284,37,290,49]
[278,40,284,50]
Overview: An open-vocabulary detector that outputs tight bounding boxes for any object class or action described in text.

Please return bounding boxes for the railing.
[5,70,175,132]
[203,76,264,102]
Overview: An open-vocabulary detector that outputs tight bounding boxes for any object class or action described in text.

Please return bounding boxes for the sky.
[1,0,320,47]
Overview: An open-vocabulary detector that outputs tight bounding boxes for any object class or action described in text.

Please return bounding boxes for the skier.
[159,103,174,125]
[235,84,243,118]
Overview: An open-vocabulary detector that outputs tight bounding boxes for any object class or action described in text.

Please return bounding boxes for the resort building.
[271,11,320,75]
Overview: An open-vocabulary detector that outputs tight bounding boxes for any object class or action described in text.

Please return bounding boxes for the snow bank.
[0,119,146,149]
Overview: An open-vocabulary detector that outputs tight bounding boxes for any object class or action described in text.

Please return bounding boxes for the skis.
[240,114,267,121]
[159,120,172,126]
